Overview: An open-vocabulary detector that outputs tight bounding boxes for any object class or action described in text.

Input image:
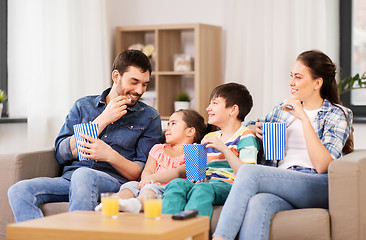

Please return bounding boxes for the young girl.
[212,50,353,240]
[96,109,206,213]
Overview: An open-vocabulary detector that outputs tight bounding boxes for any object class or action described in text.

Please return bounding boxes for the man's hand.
[98,96,131,126]
[69,135,78,158]
[77,133,113,162]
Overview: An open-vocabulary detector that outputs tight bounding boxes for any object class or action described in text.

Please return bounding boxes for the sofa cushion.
[211,205,222,235]
[211,207,330,240]
[269,208,330,240]
[40,202,69,217]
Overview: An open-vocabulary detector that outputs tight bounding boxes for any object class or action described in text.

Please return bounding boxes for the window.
[340,0,366,123]
[0,0,7,117]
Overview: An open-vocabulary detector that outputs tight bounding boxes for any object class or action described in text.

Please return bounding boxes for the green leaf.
[176,92,190,101]
[0,89,7,103]
[338,72,366,95]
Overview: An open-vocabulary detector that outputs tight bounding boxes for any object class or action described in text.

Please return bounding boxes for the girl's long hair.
[176,109,207,144]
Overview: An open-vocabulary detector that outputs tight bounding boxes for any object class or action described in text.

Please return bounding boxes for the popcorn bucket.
[183,144,207,182]
[73,123,99,160]
[262,123,286,160]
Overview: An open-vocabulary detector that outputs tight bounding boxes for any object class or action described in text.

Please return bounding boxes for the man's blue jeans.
[213,164,329,240]
[8,167,121,222]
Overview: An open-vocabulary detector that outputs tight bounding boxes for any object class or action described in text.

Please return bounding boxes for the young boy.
[162,82,259,217]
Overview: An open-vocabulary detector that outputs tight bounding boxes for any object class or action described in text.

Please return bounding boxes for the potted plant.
[0,89,7,117]
[174,91,190,111]
[338,72,366,95]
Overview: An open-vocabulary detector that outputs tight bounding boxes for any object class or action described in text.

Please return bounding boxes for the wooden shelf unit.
[115,23,222,120]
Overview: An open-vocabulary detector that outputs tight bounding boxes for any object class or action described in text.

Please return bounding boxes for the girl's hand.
[254,122,264,140]
[138,177,156,190]
[280,99,307,121]
[201,136,227,153]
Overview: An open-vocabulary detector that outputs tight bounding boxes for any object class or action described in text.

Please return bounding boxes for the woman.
[212,50,353,240]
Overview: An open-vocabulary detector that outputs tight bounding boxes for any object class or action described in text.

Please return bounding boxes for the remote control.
[172,209,199,220]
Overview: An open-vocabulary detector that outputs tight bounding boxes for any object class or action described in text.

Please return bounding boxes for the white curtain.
[224,0,339,121]
[8,0,111,150]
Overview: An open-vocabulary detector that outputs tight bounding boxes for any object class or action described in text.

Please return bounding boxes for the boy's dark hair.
[176,109,207,143]
[210,82,253,121]
[112,50,152,76]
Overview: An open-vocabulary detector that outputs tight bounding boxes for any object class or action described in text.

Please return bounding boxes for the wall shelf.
[115,23,222,120]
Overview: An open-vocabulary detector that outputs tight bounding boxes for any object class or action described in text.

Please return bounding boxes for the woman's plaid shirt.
[245,99,353,167]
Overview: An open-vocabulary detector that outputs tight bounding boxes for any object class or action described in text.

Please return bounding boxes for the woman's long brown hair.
[297,50,354,155]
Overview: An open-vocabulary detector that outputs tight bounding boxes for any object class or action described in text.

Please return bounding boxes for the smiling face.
[206,96,231,127]
[165,112,190,145]
[113,66,150,106]
[290,60,322,102]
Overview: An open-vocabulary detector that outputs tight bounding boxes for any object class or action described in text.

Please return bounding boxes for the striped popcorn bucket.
[73,123,99,161]
[262,122,286,160]
[183,144,207,182]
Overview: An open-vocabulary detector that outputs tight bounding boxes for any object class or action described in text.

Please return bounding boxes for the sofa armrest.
[0,148,60,239]
[1,148,60,181]
[328,149,366,240]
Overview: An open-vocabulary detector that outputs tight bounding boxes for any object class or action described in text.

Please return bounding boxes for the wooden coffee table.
[7,211,209,240]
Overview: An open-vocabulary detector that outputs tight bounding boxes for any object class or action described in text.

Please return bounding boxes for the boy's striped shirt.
[206,125,259,183]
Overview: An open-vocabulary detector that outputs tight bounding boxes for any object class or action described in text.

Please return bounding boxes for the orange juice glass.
[101,193,119,219]
[144,195,162,220]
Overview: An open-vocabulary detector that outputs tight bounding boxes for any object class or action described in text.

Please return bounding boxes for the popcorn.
[205,132,220,138]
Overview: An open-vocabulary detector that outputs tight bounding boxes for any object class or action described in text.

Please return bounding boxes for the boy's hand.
[191,178,207,184]
[201,136,227,153]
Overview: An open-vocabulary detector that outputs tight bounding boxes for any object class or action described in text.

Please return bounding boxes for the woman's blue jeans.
[213,164,329,240]
[8,167,121,222]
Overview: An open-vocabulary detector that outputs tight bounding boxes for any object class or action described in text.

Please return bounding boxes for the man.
[8,50,163,222]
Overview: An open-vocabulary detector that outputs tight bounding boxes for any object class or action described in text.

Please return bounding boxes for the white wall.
[1,0,365,153]
[0,0,227,154]
[106,0,365,150]
[105,0,227,69]
[353,124,366,149]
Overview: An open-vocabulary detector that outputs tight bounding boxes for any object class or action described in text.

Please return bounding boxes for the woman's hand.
[280,99,307,121]
[254,122,264,140]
